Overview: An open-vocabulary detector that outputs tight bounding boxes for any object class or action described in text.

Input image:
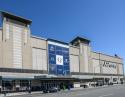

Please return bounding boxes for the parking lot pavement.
[5,84,125,97]
[6,85,125,97]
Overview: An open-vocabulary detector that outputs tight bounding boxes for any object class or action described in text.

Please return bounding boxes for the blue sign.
[48,43,70,76]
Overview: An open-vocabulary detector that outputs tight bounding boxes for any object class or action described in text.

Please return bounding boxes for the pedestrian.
[28,87,31,94]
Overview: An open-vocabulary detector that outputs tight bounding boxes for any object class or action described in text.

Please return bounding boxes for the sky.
[0,0,125,70]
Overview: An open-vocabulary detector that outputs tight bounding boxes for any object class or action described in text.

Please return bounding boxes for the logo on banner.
[56,55,63,65]
[50,46,55,51]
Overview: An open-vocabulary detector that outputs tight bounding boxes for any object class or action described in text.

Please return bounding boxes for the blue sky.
[0,0,125,69]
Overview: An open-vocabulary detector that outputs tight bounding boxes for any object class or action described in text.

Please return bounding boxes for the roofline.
[69,44,80,49]
[78,36,91,42]
[31,35,47,41]
[0,11,32,24]
[92,51,123,59]
[70,36,91,44]
[47,38,69,45]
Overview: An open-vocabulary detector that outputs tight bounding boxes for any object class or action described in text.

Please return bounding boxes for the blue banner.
[48,43,70,76]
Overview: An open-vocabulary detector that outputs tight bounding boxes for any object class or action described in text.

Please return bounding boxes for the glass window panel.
[56,50,63,55]
[49,54,56,65]
[56,46,62,51]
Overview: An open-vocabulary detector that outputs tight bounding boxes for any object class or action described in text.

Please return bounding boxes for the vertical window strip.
[6,23,10,39]
[24,29,28,44]
[13,25,22,68]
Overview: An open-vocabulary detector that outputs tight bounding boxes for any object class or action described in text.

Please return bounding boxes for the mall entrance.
[33,77,79,91]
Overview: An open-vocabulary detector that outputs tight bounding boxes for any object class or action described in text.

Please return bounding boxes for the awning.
[2,78,33,81]
[34,75,79,81]
[2,76,34,81]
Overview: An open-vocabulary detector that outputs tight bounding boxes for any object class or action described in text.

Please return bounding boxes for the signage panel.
[56,55,63,65]
[48,41,70,76]
[101,61,117,74]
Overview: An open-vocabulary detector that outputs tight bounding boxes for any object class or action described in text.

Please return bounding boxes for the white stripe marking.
[99,94,113,97]
[75,92,90,96]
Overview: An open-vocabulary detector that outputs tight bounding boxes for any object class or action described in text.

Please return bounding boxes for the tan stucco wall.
[91,52,123,64]
[2,18,32,69]
[79,43,91,73]
[2,18,13,68]
[100,54,123,64]
[69,46,79,55]
[69,46,80,72]
[31,37,47,49]
[31,37,47,71]
[22,27,32,69]
[91,52,124,75]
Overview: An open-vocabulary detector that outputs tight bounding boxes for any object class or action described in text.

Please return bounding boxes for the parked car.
[48,87,58,93]
[121,81,123,84]
[108,82,113,85]
[43,87,59,93]
[80,82,89,88]
[96,81,104,86]
[43,88,49,93]
[31,86,41,91]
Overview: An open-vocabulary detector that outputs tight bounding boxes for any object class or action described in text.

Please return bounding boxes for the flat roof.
[70,36,91,44]
[31,35,47,41]
[92,51,122,59]
[48,38,69,45]
[32,35,69,45]
[1,11,32,24]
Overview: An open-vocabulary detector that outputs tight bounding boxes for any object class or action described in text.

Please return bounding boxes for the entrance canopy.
[34,76,79,81]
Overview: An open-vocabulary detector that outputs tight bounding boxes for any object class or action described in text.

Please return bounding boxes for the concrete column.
[15,80,20,91]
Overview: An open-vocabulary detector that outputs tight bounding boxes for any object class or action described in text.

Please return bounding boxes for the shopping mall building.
[0,11,124,92]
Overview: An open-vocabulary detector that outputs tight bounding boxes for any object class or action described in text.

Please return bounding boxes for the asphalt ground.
[9,84,125,97]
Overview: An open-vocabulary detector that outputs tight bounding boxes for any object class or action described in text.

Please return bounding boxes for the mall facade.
[0,11,124,92]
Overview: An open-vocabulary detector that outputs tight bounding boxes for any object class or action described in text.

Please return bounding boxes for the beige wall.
[79,43,91,73]
[91,52,124,75]
[117,64,124,75]
[69,46,79,55]
[2,18,13,68]
[69,46,80,72]
[88,46,93,73]
[2,17,32,69]
[31,37,47,50]
[70,55,79,72]
[100,54,123,64]
[22,26,32,69]
[69,43,123,75]
[32,48,47,71]
[92,59,100,73]
[1,16,50,72]
[91,52,100,59]
[31,37,47,71]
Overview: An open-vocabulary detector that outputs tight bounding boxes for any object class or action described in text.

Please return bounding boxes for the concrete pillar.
[15,80,20,91]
